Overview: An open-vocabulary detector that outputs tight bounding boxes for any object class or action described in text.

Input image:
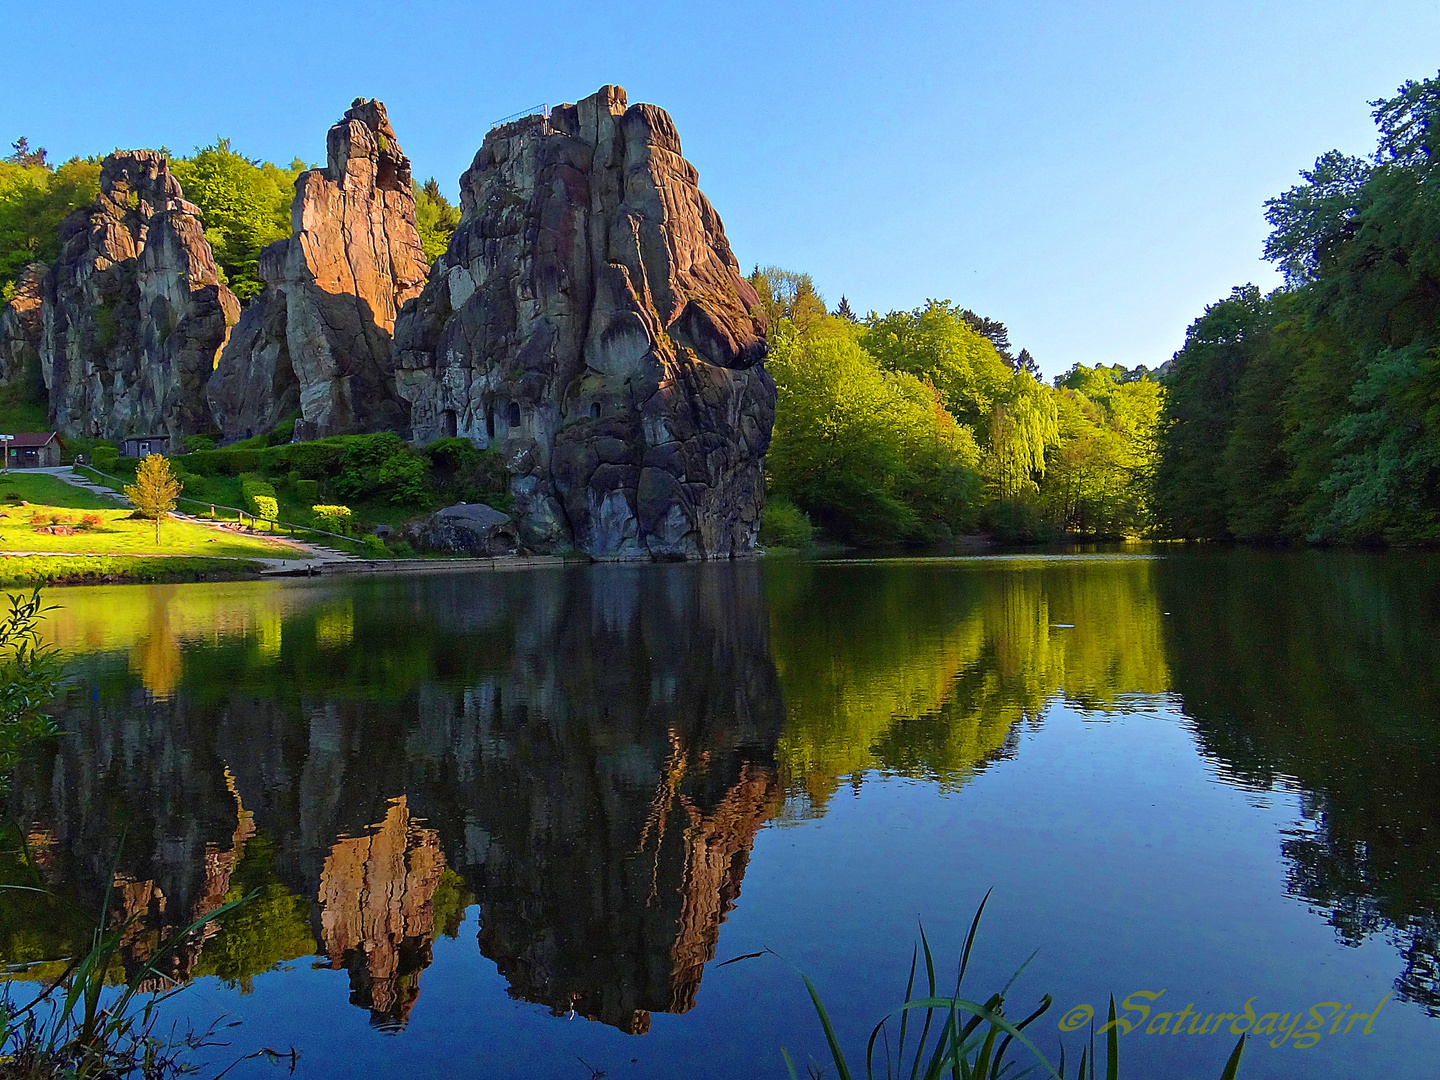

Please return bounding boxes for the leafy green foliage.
[759,496,816,548]
[170,140,306,303]
[766,319,982,543]
[0,590,61,789]
[749,266,828,336]
[122,454,181,542]
[193,834,315,993]
[414,178,460,264]
[1157,69,1440,543]
[0,156,101,296]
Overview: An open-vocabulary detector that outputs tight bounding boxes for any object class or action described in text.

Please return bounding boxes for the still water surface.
[4,552,1439,1078]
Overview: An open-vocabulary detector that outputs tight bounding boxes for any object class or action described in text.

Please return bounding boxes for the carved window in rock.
[486,403,495,440]
[507,402,521,428]
[590,402,601,419]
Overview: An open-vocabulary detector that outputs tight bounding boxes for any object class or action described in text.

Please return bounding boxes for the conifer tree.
[124,454,182,543]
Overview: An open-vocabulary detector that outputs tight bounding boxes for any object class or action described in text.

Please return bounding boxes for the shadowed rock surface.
[209,99,428,440]
[6,564,784,1032]
[0,263,45,393]
[394,86,774,560]
[38,152,239,440]
[413,501,519,555]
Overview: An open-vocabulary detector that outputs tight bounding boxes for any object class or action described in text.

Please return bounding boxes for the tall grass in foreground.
[732,892,1246,1080]
[0,858,293,1079]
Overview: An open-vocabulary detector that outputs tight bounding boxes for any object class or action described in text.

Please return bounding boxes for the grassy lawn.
[0,555,266,586]
[0,501,307,559]
[0,471,118,510]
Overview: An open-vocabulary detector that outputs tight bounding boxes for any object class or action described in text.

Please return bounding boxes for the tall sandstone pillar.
[39,152,238,441]
[393,86,775,560]
[208,99,428,440]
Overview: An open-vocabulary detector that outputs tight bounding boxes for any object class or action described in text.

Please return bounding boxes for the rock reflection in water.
[6,564,784,1033]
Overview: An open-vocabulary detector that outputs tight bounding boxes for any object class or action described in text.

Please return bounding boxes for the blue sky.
[5,0,1437,378]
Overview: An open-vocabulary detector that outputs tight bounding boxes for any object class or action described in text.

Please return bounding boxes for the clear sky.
[5,0,1437,378]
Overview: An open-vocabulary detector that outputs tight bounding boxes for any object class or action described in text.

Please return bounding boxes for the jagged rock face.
[40,151,239,441]
[209,99,427,440]
[394,85,774,560]
[0,263,44,393]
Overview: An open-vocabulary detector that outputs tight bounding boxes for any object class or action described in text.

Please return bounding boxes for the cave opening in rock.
[486,403,495,440]
[442,409,457,438]
[590,402,601,419]
[507,401,521,428]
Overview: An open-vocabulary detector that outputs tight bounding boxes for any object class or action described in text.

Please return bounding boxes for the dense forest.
[6,72,1435,547]
[748,268,1161,545]
[1155,71,1440,543]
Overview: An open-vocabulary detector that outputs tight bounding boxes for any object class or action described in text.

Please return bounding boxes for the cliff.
[39,151,239,441]
[208,99,427,440]
[0,263,44,394]
[393,86,774,560]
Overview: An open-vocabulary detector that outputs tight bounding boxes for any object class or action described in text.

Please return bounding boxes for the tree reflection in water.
[4,552,1439,1031]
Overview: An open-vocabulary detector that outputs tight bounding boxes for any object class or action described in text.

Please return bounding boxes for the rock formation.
[319,797,445,1028]
[0,263,44,394]
[209,99,428,440]
[412,501,519,555]
[393,85,774,560]
[40,151,239,441]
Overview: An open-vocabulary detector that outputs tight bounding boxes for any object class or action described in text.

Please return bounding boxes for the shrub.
[241,475,278,519]
[180,472,208,498]
[182,434,216,452]
[79,513,102,530]
[28,512,46,527]
[377,451,429,505]
[759,497,815,547]
[311,505,352,532]
[267,416,298,445]
[388,539,415,558]
[280,441,343,479]
[295,479,319,505]
[363,534,386,555]
[250,495,278,523]
[91,445,119,473]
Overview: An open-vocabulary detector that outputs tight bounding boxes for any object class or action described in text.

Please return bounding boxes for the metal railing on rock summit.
[490,103,550,128]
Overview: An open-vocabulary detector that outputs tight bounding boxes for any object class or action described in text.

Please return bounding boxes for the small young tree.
[124,453,182,543]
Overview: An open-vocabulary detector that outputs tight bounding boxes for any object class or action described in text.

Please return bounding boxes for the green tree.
[765,318,982,543]
[124,454,183,543]
[170,141,305,303]
[0,156,101,298]
[748,266,827,336]
[860,299,1016,428]
[1154,285,1268,539]
[415,177,461,264]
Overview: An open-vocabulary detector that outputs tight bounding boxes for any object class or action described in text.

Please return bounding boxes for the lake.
[4,551,1438,1079]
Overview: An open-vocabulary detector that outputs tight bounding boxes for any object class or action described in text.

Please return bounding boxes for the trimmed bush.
[241,475,278,518]
[295,479,319,504]
[311,505,352,532]
[91,445,119,473]
[250,495,278,523]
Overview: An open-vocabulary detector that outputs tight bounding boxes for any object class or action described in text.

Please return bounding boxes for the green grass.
[0,502,304,559]
[0,555,265,586]
[0,394,49,436]
[0,473,117,511]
